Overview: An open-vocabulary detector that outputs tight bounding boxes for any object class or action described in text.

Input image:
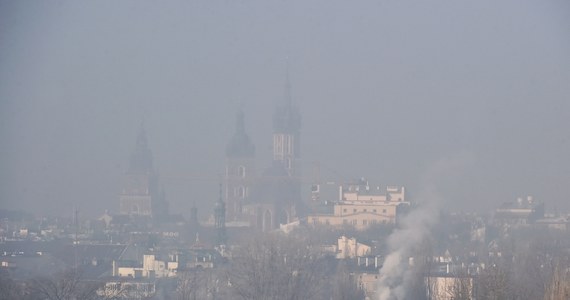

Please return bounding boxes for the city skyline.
[1,0,569,219]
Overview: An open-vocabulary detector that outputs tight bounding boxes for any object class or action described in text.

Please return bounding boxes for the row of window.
[343,219,387,225]
[234,186,246,198]
[311,219,388,226]
[342,208,387,214]
[226,166,247,177]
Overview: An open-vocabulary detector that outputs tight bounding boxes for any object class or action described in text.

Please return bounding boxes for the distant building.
[357,272,380,299]
[114,254,177,279]
[337,236,371,259]
[98,280,156,299]
[307,179,409,230]
[425,275,474,300]
[214,183,227,245]
[118,125,168,220]
[535,216,570,230]
[225,109,256,224]
[223,68,303,232]
[493,195,544,230]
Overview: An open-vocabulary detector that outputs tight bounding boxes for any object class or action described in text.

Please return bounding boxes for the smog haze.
[1,0,569,218]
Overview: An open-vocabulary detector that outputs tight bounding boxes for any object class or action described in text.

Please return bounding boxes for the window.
[237,166,246,177]
[373,209,377,213]
[343,208,347,213]
[363,220,368,225]
[352,220,357,225]
[363,209,367,212]
[237,186,246,198]
[353,209,357,213]
[383,209,387,213]
[285,157,292,169]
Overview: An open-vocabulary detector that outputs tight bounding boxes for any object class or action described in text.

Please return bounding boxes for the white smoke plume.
[377,154,473,300]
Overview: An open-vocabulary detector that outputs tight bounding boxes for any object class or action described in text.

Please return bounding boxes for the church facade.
[119,126,168,220]
[224,72,304,232]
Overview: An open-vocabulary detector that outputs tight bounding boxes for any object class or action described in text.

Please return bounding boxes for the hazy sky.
[1,0,569,218]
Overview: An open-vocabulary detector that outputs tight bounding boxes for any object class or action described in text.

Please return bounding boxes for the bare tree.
[447,273,473,300]
[175,267,231,300]
[331,260,365,300]
[426,275,472,300]
[176,270,203,300]
[228,233,328,300]
[96,280,140,300]
[29,269,102,300]
[544,262,570,300]
[476,263,511,300]
[0,271,26,300]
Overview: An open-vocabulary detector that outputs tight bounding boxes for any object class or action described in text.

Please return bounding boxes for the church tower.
[225,109,256,222]
[119,125,166,219]
[214,183,227,245]
[273,63,301,177]
[252,62,304,230]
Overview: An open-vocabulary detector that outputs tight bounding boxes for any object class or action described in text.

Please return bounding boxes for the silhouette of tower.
[190,202,198,225]
[272,61,301,177]
[225,109,256,222]
[222,63,304,231]
[214,183,227,245]
[119,124,167,219]
[249,61,304,231]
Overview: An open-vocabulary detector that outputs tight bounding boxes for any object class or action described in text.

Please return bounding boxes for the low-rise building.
[308,179,409,230]
[337,236,371,259]
[494,196,544,231]
[98,279,156,299]
[114,254,177,279]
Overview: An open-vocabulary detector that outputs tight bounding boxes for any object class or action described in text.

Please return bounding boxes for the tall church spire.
[236,109,246,135]
[120,122,161,217]
[273,60,301,173]
[136,121,147,147]
[226,109,255,158]
[273,59,301,135]
[129,122,153,173]
[284,57,292,107]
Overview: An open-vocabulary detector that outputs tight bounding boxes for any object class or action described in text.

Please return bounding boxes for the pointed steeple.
[129,122,153,173]
[226,108,255,158]
[236,109,246,135]
[284,56,292,107]
[273,59,301,135]
[218,182,223,204]
[190,201,198,224]
[136,121,147,148]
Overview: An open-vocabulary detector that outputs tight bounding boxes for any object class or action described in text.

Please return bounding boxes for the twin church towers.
[225,69,303,231]
[120,68,304,232]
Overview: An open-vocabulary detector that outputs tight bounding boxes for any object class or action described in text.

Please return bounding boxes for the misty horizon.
[1,0,570,219]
